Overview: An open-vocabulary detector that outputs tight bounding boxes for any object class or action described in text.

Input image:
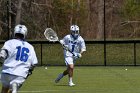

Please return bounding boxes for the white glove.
[60,40,64,45]
[74,53,82,58]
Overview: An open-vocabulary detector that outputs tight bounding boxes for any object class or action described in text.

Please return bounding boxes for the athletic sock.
[12,83,17,93]
[69,77,73,83]
[59,73,64,79]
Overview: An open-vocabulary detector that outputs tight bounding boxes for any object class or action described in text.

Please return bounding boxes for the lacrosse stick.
[44,28,75,56]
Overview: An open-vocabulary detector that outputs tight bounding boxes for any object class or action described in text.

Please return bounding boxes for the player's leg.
[1,76,12,93]
[63,68,68,75]
[55,57,73,83]
[55,73,64,83]
[55,68,69,83]
[68,57,77,86]
[1,86,9,93]
[1,73,10,93]
[63,56,75,86]
[8,82,17,93]
[10,76,25,93]
[55,65,71,83]
[68,64,75,86]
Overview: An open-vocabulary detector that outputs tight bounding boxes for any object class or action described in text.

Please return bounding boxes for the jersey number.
[71,44,75,52]
[16,46,29,62]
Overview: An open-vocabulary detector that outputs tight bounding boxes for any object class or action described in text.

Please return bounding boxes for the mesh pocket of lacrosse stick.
[44,28,59,42]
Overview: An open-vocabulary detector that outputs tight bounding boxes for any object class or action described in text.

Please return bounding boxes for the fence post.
[104,0,106,66]
[41,43,43,66]
[134,42,136,66]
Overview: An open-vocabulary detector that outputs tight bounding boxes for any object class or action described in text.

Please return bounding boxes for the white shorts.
[1,73,25,89]
[64,56,76,65]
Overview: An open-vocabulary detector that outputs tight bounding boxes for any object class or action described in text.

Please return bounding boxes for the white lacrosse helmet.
[14,24,27,39]
[70,25,79,39]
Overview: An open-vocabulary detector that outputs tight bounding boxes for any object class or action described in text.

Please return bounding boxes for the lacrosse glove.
[74,53,82,58]
[26,66,35,79]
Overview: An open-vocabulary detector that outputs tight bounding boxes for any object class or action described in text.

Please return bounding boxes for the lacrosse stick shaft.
[59,41,75,56]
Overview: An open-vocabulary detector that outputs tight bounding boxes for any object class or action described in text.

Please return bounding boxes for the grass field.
[0,66,140,93]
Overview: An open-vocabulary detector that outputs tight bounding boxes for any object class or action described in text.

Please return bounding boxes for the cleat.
[69,82,75,86]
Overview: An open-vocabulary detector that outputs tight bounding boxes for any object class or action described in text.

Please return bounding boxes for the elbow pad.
[0,49,8,62]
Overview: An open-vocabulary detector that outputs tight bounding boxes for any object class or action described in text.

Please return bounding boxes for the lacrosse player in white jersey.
[55,25,86,86]
[0,24,38,93]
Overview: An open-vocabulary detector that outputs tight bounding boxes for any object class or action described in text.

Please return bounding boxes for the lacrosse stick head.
[44,28,59,42]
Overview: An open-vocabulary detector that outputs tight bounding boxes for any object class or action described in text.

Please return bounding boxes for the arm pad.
[0,49,8,63]
[26,65,36,79]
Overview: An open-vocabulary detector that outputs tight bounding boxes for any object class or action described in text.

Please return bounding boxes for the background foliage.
[0,0,140,40]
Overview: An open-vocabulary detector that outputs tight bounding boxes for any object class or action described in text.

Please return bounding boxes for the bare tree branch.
[0,21,8,27]
[31,2,53,9]
[121,21,140,26]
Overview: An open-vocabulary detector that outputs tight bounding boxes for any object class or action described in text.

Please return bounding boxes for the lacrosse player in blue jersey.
[55,25,86,86]
[0,24,38,93]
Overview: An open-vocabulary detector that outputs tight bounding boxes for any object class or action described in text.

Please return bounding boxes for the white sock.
[12,83,17,93]
[69,77,73,83]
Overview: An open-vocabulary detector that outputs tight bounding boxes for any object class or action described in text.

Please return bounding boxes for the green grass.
[1,66,140,93]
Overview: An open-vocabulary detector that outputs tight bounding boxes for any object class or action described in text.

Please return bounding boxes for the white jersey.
[1,39,38,78]
[60,35,86,57]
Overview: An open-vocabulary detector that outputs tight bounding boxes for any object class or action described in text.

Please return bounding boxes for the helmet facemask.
[70,25,79,39]
[71,30,79,39]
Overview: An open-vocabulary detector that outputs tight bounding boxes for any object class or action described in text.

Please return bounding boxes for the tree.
[15,0,23,25]
[121,0,140,38]
[96,0,104,39]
